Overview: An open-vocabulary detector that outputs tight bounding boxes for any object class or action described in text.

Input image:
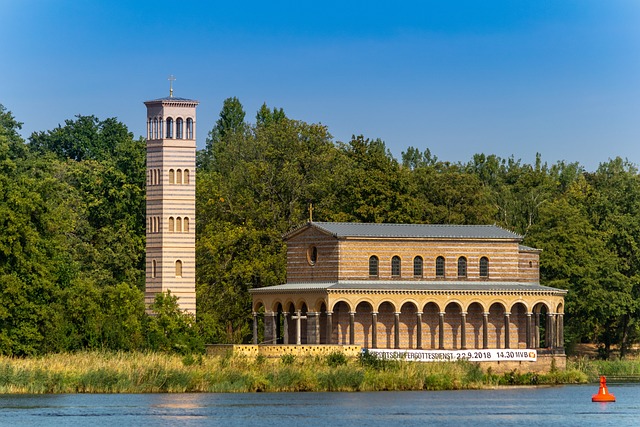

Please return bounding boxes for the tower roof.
[144,97,199,107]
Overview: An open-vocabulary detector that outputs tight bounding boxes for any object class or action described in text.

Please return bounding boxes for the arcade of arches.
[252,291,564,351]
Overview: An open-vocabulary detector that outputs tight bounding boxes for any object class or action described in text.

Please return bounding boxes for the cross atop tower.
[168,74,176,98]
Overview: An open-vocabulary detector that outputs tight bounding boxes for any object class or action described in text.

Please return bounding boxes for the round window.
[307,246,318,265]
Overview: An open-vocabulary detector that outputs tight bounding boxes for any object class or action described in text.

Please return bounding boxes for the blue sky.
[1,0,639,171]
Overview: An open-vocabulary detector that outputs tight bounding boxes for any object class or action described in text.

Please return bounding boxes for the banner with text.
[364,348,537,362]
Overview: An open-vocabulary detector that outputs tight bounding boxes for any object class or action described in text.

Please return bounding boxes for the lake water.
[0,384,638,426]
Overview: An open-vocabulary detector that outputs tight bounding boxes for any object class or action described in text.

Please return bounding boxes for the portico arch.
[466,302,484,349]
[422,302,440,349]
[377,301,396,349]
[332,301,351,345]
[444,302,463,349]
[399,302,418,349]
[488,302,506,349]
[355,301,374,348]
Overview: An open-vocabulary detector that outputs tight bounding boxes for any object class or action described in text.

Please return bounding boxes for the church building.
[250,221,566,356]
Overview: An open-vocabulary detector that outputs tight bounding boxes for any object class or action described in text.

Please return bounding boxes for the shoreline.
[0,351,597,394]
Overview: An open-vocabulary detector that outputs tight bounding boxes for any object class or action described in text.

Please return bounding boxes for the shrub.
[326,351,347,367]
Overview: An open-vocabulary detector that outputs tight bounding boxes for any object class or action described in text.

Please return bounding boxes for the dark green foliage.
[2,98,640,356]
[326,351,347,367]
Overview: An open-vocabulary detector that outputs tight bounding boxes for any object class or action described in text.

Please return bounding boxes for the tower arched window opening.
[166,118,173,138]
[176,217,182,232]
[153,118,158,139]
[186,118,193,139]
[184,169,190,184]
[176,118,183,139]
[183,217,189,232]
[152,260,157,278]
[169,169,175,184]
[175,260,182,277]
[169,217,175,232]
[176,169,182,184]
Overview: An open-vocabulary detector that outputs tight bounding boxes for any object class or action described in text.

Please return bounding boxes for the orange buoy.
[592,376,616,402]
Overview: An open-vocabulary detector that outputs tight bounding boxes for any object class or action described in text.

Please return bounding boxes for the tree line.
[1,99,639,358]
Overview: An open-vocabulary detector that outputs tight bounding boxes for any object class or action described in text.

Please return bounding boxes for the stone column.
[264,313,276,344]
[557,313,564,349]
[526,312,532,349]
[460,312,467,350]
[546,313,555,349]
[416,312,423,349]
[283,312,289,345]
[534,312,540,348]
[252,312,258,345]
[326,311,333,345]
[482,312,489,349]
[306,312,318,344]
[296,310,302,345]
[372,312,378,349]
[438,312,445,350]
[504,312,511,349]
[349,312,356,345]
[394,312,401,349]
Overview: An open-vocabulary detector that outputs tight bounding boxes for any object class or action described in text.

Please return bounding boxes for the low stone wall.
[206,344,565,374]
[206,344,362,358]
[479,353,566,374]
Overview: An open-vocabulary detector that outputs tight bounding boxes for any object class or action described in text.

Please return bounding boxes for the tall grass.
[0,351,589,394]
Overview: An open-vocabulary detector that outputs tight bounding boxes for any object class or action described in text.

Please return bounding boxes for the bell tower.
[144,81,198,314]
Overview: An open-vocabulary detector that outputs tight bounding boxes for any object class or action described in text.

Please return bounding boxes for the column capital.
[372,311,379,315]
[326,311,333,315]
[394,312,401,316]
[504,312,511,316]
[416,311,423,315]
[461,312,468,316]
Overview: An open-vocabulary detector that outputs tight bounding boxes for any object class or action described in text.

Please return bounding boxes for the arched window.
[166,117,173,138]
[436,256,445,278]
[176,118,183,139]
[458,256,467,278]
[153,118,158,139]
[184,169,190,184]
[480,257,489,278]
[152,260,157,278]
[183,217,189,232]
[147,118,152,139]
[186,118,193,139]
[413,256,423,278]
[176,217,182,232]
[369,256,379,277]
[391,256,401,277]
[169,169,175,184]
[168,217,174,232]
[175,260,182,277]
[176,169,182,184]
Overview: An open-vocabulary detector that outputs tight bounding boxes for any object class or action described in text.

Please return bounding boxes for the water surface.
[0,384,637,426]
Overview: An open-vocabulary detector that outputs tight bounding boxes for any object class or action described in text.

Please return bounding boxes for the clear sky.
[1,0,639,171]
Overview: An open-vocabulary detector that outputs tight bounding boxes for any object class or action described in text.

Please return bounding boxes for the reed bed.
[0,351,588,394]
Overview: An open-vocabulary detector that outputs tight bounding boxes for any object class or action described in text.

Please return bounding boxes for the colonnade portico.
[251,284,566,352]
